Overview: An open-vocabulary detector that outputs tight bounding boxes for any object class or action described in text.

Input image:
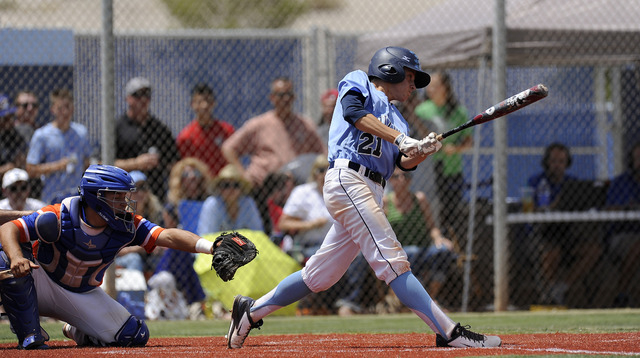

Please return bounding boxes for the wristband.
[195,238,214,254]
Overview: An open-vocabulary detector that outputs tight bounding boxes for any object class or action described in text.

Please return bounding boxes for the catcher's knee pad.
[114,315,149,347]
[0,251,48,349]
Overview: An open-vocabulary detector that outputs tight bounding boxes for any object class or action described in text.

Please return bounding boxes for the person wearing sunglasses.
[197,163,263,236]
[0,94,28,179]
[0,168,45,211]
[13,90,40,143]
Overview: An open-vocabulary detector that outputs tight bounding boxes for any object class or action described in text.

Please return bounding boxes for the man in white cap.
[114,77,179,200]
[0,168,45,211]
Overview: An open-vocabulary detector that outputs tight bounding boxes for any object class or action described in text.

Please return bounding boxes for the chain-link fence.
[1,0,640,320]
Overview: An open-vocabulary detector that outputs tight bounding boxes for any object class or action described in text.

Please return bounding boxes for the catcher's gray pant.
[31,263,131,343]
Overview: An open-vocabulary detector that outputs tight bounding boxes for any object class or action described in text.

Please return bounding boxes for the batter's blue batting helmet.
[368,47,430,88]
[79,165,137,233]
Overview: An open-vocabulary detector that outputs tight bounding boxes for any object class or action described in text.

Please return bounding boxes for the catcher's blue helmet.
[79,164,137,233]
[368,46,430,88]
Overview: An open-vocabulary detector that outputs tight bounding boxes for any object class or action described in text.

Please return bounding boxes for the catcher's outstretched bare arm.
[156,229,258,281]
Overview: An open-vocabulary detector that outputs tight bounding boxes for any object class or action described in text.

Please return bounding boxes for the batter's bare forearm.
[399,154,426,169]
[354,115,400,144]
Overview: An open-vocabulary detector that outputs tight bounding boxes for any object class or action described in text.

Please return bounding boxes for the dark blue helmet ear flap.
[368,46,431,88]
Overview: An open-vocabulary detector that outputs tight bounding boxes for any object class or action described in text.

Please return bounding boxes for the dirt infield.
[1,332,639,357]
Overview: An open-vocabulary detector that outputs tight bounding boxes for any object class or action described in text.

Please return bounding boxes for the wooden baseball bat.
[436,84,549,141]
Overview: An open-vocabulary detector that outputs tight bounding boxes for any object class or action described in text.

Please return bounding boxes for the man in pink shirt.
[177,83,234,176]
[222,77,326,234]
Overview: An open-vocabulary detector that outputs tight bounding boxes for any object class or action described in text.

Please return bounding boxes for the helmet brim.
[415,71,431,89]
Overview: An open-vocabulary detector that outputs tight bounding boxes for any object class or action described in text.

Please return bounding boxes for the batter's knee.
[302,269,341,293]
[114,315,149,347]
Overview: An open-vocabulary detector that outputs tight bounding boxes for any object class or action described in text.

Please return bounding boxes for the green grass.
[2,308,638,343]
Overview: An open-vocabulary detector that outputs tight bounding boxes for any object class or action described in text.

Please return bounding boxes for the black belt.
[329,161,386,188]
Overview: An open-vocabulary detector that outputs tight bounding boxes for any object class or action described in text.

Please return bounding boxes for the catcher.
[0,165,257,350]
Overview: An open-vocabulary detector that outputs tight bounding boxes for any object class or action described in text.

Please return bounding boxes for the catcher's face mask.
[96,189,137,233]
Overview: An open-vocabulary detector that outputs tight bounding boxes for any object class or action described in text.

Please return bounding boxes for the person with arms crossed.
[0,165,226,349]
[221,76,326,234]
[226,46,501,349]
[26,89,92,204]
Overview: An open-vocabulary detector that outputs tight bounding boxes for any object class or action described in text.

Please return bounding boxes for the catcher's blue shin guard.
[114,315,149,347]
[0,250,49,350]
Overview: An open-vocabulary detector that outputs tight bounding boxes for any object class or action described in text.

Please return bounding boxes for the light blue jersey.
[327,70,407,180]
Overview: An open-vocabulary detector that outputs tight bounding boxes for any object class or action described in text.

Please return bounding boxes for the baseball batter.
[0,165,221,349]
[227,47,502,349]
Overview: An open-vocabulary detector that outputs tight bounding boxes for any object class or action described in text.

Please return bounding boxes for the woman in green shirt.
[414,71,472,238]
[384,169,457,304]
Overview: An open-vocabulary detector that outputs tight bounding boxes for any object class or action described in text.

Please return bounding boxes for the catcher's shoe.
[227,295,263,349]
[435,323,501,348]
[63,323,94,346]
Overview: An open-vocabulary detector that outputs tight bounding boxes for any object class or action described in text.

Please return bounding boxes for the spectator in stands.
[0,168,45,211]
[114,76,180,200]
[166,157,212,219]
[26,89,92,204]
[221,76,326,233]
[604,141,640,307]
[278,155,336,315]
[13,90,40,143]
[155,158,213,319]
[528,142,603,306]
[197,163,263,236]
[0,94,27,181]
[279,155,333,262]
[316,89,338,145]
[176,83,235,176]
[415,71,471,239]
[263,171,296,238]
[384,168,457,306]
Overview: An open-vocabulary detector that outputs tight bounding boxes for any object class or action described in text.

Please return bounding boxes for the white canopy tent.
[356,0,640,311]
[357,0,640,69]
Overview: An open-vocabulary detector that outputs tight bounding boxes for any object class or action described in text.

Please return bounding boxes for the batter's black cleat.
[436,323,501,348]
[226,295,263,349]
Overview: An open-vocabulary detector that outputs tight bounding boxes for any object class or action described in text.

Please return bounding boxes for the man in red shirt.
[177,83,234,176]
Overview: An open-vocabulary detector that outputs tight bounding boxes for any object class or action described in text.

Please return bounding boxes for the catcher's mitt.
[211,232,258,281]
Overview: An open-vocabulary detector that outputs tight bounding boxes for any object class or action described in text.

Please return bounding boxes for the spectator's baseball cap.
[129,170,147,184]
[321,89,339,102]
[125,77,152,96]
[0,94,17,117]
[2,168,29,189]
